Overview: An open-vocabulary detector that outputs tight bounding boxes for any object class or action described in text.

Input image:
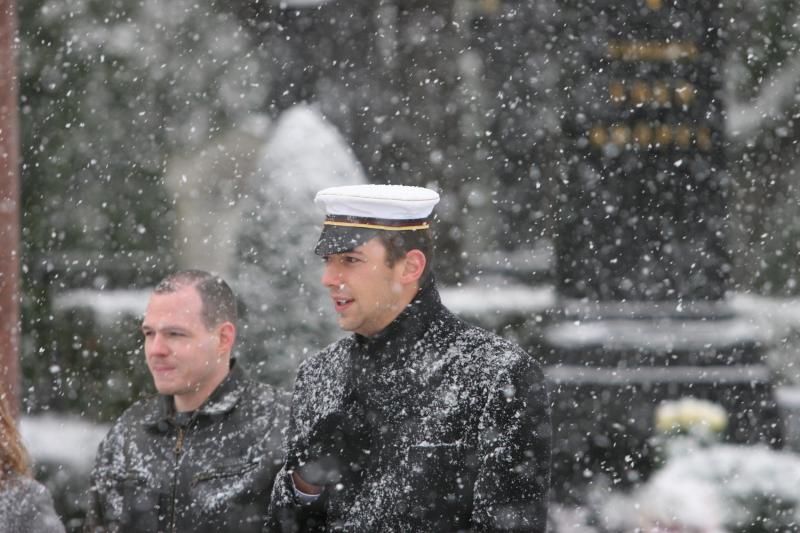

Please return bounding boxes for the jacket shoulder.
[98,394,159,458]
[237,377,292,423]
[101,395,160,440]
[453,321,544,378]
[288,338,354,425]
[295,337,352,378]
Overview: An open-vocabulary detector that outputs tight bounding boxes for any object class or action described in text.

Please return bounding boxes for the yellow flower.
[655,398,728,435]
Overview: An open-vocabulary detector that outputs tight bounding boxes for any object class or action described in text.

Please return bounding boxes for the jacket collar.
[353,276,443,362]
[144,359,246,432]
[325,278,446,417]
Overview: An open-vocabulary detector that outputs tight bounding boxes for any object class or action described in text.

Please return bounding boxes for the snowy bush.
[233,104,366,387]
[650,397,729,465]
[654,397,728,436]
[590,399,800,533]
[20,416,110,531]
[637,444,800,533]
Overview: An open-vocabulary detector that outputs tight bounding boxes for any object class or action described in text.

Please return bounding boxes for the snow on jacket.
[0,473,65,533]
[85,361,289,533]
[269,281,551,532]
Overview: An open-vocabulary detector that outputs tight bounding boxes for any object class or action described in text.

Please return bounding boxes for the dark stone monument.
[547,0,781,498]
[558,0,729,302]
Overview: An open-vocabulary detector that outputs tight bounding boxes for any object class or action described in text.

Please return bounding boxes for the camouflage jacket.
[270,282,551,532]
[85,361,289,533]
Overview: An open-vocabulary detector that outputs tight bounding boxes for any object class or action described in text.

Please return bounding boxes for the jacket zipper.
[170,426,186,533]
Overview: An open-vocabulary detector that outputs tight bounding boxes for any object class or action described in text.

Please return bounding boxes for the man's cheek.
[182,339,204,352]
[195,338,216,351]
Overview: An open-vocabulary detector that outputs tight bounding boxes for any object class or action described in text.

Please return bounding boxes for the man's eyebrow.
[140,324,188,332]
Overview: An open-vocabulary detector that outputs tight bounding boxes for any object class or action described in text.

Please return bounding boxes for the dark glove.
[294,409,372,487]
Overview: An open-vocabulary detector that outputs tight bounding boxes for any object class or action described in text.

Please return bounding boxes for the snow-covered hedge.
[637,444,800,532]
[593,398,800,533]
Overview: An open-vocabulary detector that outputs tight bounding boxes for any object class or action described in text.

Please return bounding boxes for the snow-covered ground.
[52,283,800,332]
[440,283,556,316]
[51,289,149,327]
[50,284,800,368]
[19,415,109,472]
[48,283,800,365]
[49,282,557,320]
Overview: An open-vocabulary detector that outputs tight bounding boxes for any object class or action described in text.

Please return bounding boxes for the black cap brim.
[314,225,381,256]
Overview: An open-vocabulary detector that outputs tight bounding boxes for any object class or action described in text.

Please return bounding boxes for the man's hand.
[292,470,323,495]
[293,410,372,487]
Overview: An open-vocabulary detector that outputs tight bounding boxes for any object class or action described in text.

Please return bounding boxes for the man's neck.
[361,283,421,339]
[173,364,231,413]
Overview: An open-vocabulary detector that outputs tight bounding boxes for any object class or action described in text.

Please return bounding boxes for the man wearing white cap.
[269,185,551,532]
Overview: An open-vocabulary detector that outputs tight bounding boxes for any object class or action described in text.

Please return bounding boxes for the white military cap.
[314,184,440,255]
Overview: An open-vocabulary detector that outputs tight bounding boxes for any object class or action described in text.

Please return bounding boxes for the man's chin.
[152,379,179,396]
[337,317,353,331]
[153,386,173,396]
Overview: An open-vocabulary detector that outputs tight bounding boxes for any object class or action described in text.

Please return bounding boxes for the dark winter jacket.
[85,361,289,533]
[0,474,65,533]
[269,281,551,532]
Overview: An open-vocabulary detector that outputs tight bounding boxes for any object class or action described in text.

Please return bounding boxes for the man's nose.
[147,334,168,357]
[321,262,339,288]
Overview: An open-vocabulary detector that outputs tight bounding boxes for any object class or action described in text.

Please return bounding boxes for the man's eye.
[344,256,360,264]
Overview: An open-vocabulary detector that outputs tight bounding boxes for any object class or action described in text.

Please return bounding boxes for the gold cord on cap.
[323,220,430,231]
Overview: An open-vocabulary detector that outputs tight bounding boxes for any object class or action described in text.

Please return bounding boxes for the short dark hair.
[376,229,434,284]
[154,270,237,329]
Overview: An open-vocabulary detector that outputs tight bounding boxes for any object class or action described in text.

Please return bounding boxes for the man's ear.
[217,322,236,355]
[400,249,426,284]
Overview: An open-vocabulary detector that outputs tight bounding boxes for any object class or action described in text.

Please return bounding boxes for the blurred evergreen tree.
[17,0,267,420]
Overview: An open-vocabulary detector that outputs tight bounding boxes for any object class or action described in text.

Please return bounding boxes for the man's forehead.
[143,290,203,321]
[148,285,201,303]
[142,308,198,325]
[143,304,198,317]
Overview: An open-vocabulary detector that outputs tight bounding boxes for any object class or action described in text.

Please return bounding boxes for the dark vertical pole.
[0,0,21,417]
